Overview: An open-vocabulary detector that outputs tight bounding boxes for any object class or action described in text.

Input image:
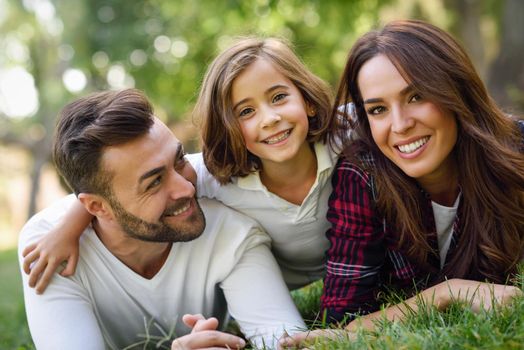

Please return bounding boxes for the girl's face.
[231,58,313,168]
[357,54,458,186]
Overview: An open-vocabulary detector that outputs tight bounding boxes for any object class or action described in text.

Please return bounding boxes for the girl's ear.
[77,193,114,221]
[306,102,316,117]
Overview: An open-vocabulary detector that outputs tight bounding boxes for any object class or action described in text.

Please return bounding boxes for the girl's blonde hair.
[194,37,333,184]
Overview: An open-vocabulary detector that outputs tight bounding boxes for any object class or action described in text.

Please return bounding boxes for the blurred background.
[1,0,523,250]
[1,0,523,348]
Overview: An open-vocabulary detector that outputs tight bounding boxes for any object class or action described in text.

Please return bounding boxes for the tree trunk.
[487,0,524,113]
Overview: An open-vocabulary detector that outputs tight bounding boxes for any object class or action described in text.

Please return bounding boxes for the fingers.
[182,314,219,333]
[171,331,246,350]
[182,314,205,328]
[34,259,64,294]
[60,252,79,277]
[22,242,37,258]
[22,244,40,274]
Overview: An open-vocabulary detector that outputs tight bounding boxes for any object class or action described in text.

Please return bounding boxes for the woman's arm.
[345,278,522,331]
[279,279,522,349]
[22,198,93,294]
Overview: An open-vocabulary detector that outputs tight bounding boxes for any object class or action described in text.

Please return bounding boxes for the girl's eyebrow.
[363,84,414,104]
[232,84,290,111]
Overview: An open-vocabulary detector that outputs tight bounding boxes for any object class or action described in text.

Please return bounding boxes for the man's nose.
[167,170,195,200]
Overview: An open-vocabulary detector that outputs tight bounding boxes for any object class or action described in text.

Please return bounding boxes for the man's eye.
[367,106,387,115]
[175,158,187,171]
[147,177,162,190]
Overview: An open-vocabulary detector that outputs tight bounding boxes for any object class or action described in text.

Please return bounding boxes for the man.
[18,89,305,349]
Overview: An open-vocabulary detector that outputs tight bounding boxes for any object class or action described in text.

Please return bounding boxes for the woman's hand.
[278,329,351,349]
[434,278,523,312]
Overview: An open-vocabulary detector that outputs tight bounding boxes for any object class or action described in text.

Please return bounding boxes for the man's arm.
[18,196,106,349]
[220,227,306,350]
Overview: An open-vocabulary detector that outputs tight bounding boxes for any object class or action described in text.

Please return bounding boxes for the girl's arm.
[22,198,93,294]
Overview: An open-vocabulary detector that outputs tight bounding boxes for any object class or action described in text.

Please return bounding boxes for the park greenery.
[1,0,523,220]
[1,0,523,349]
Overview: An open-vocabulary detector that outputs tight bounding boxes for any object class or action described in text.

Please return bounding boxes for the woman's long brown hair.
[331,20,524,283]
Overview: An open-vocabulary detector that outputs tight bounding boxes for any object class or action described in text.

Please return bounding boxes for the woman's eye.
[367,106,386,115]
[238,107,254,118]
[409,93,422,103]
[272,93,287,103]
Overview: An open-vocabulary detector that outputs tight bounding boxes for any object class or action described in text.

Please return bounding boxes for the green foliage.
[0,249,35,350]
[288,278,524,350]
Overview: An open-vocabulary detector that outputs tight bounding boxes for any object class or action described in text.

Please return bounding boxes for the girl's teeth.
[398,137,429,153]
[264,130,290,144]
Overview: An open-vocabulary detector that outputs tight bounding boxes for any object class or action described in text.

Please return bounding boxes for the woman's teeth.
[397,136,430,153]
[263,129,291,144]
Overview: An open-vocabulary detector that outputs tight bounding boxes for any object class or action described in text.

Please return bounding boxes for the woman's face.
[357,54,458,187]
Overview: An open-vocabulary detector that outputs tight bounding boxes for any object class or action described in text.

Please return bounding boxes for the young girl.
[281,19,524,347]
[23,37,342,292]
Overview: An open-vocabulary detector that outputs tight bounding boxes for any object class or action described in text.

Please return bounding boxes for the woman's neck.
[417,156,460,206]
[259,142,317,205]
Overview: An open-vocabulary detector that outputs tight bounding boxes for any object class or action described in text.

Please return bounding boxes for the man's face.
[100,118,205,242]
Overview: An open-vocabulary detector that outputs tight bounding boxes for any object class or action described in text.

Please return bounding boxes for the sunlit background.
[1,0,523,250]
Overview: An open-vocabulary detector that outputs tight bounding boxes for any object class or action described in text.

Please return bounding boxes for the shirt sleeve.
[18,207,106,350]
[220,226,306,349]
[321,158,386,323]
[185,152,222,199]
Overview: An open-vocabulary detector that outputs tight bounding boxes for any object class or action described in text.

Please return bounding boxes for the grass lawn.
[2,245,523,350]
[0,248,34,349]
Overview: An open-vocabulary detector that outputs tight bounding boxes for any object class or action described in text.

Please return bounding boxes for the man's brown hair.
[53,89,154,196]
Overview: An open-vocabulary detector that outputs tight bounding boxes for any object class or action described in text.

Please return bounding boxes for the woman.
[282,19,523,347]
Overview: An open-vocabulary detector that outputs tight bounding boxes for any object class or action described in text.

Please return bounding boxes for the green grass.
[3,249,524,350]
[0,248,35,350]
[290,279,524,350]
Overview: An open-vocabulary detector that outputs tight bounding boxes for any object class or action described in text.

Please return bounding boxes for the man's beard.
[107,195,206,243]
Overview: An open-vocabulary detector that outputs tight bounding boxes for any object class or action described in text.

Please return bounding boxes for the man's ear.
[77,193,113,220]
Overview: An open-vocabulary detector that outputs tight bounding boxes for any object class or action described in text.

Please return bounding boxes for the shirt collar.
[235,142,336,191]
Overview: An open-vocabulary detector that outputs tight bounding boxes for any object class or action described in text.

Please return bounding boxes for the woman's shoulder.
[335,150,375,186]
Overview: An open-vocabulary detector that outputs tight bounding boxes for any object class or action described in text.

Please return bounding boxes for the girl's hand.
[22,227,80,294]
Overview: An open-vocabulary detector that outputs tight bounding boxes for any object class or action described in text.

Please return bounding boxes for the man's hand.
[171,314,246,349]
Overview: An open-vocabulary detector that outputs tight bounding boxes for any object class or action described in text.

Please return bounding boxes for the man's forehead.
[100,120,181,182]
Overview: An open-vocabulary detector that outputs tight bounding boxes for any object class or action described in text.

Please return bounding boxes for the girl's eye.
[367,106,387,115]
[238,107,254,118]
[272,93,287,103]
[409,93,422,103]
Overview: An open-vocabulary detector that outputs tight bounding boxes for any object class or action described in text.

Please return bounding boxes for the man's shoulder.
[197,198,270,245]
[19,194,78,242]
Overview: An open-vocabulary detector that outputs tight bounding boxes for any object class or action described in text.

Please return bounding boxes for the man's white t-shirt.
[187,142,337,289]
[19,195,305,350]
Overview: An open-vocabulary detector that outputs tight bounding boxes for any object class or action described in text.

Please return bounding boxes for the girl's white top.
[187,142,338,289]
